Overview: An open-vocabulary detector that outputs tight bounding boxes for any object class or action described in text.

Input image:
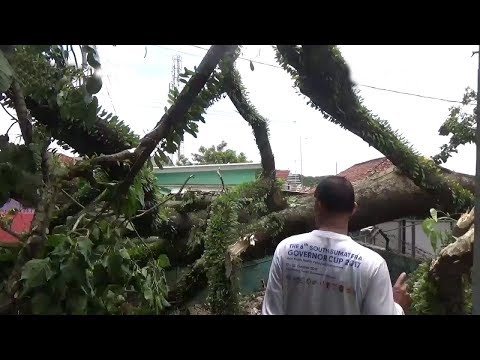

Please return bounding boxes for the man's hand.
[393,272,412,312]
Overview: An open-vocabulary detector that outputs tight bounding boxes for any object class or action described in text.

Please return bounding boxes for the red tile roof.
[0,212,35,243]
[337,157,394,183]
[276,170,290,180]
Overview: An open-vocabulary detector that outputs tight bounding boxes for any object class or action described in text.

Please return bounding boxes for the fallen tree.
[0,44,475,315]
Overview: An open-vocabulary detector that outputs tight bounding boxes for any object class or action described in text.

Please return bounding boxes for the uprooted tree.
[0,44,476,314]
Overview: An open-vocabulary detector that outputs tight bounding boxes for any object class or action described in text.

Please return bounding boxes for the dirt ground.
[187,290,265,315]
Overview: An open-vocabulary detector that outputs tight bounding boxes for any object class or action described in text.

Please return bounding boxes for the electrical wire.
[170,45,475,105]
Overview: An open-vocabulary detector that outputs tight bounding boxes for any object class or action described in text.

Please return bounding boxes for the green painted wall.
[155,168,260,186]
[173,245,421,309]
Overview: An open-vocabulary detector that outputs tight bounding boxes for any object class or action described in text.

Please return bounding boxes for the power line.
[104,79,118,115]
[186,45,475,105]
[358,84,474,105]
[191,45,279,69]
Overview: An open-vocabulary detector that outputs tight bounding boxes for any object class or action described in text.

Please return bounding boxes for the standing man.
[262,176,411,315]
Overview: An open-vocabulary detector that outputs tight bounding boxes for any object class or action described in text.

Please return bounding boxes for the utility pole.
[170,55,183,164]
[300,136,303,187]
[473,45,480,315]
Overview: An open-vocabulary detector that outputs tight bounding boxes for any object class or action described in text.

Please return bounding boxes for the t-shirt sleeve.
[262,246,284,315]
[362,260,405,315]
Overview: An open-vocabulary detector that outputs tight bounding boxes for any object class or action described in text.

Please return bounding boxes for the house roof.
[337,157,394,183]
[276,170,290,180]
[0,212,35,243]
[0,154,77,244]
[306,157,394,194]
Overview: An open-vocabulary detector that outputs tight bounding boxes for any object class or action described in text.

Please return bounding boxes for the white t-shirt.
[262,230,404,315]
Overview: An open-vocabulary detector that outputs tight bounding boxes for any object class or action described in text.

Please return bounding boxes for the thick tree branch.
[10,81,33,145]
[221,55,286,211]
[6,151,60,304]
[221,60,276,180]
[227,168,475,262]
[115,45,238,198]
[62,45,238,228]
[275,45,473,212]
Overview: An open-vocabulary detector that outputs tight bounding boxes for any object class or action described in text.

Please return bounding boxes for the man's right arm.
[262,247,284,315]
[362,260,405,315]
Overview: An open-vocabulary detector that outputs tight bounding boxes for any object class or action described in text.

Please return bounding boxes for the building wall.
[155,168,260,187]
[361,219,454,260]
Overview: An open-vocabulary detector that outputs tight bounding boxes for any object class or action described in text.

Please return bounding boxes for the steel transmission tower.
[169,55,184,164]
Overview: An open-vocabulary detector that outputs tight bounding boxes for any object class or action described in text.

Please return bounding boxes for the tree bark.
[221,57,286,211]
[429,211,475,314]
[172,168,474,305]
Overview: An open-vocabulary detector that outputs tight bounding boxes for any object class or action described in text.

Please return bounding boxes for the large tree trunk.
[170,167,475,262]
[429,209,475,314]
[237,168,447,261]
[172,168,473,305]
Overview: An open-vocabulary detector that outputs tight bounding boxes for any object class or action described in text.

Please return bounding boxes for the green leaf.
[249,60,255,71]
[422,218,435,235]
[0,250,15,263]
[157,254,170,268]
[119,248,131,260]
[31,292,51,315]
[66,294,88,315]
[92,264,109,286]
[60,256,83,283]
[85,96,99,127]
[124,187,140,217]
[47,234,68,248]
[31,45,51,53]
[106,254,124,281]
[78,236,93,262]
[159,151,171,164]
[52,225,68,234]
[0,50,14,92]
[21,258,54,289]
[86,74,103,95]
[153,154,163,168]
[143,288,153,301]
[430,208,438,222]
[87,51,101,69]
[92,226,100,241]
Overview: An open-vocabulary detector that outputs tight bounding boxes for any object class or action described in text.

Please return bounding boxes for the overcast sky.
[1,45,477,176]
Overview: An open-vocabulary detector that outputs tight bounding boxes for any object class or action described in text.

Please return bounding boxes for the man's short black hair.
[314,176,355,213]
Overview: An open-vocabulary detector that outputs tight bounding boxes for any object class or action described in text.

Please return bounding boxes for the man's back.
[262,229,403,315]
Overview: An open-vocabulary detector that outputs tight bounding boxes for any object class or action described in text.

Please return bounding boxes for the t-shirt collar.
[311,229,352,242]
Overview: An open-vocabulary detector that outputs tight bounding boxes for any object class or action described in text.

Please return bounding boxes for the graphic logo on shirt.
[286,243,363,269]
[285,274,356,295]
